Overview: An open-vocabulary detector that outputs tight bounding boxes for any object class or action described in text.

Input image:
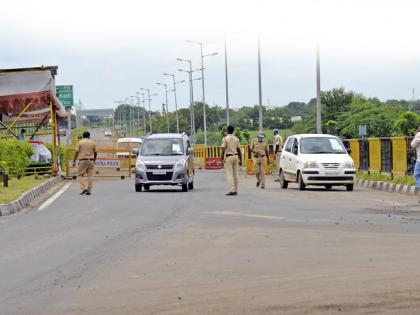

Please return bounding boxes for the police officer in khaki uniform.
[221,125,242,196]
[273,129,283,182]
[73,131,97,195]
[250,132,269,189]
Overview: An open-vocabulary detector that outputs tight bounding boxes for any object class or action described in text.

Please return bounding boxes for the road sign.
[291,116,302,122]
[359,125,367,137]
[56,85,73,109]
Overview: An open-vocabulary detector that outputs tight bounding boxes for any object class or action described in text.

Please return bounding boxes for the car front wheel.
[135,184,142,192]
[298,172,306,191]
[346,184,354,191]
[279,169,288,189]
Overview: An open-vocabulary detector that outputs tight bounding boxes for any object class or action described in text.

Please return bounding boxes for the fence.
[343,137,417,177]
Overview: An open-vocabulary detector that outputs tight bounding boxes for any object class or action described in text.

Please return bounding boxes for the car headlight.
[175,159,186,170]
[303,161,319,169]
[136,160,146,171]
[344,161,355,168]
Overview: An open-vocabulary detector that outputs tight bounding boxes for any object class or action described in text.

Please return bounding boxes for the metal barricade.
[380,138,392,174]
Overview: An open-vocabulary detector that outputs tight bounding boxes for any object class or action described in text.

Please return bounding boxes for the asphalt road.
[1,172,420,315]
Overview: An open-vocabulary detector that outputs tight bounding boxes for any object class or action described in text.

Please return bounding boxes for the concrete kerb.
[355,178,418,196]
[0,176,63,216]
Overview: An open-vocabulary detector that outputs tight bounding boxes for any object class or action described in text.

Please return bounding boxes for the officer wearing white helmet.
[250,132,269,189]
[273,129,283,182]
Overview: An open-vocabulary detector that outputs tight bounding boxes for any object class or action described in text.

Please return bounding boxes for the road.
[1,170,420,315]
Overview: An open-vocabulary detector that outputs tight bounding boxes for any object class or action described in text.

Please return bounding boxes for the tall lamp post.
[131,95,141,137]
[156,82,170,133]
[136,92,147,136]
[257,37,263,133]
[316,42,322,134]
[186,40,218,146]
[163,73,184,133]
[224,37,230,125]
[140,88,156,133]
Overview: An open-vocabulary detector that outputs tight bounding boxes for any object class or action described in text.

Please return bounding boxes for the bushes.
[0,139,33,178]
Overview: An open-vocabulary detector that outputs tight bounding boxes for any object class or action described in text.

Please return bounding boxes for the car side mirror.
[132,148,139,156]
[187,148,194,155]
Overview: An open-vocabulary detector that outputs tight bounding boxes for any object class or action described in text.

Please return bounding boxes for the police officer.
[73,131,97,195]
[250,132,269,189]
[273,129,283,182]
[221,125,242,196]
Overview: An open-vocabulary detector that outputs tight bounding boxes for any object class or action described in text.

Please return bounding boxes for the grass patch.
[356,172,416,186]
[0,176,49,204]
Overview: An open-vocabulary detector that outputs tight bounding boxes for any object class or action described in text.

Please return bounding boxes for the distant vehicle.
[279,134,356,191]
[59,128,67,136]
[134,133,194,192]
[116,137,143,159]
[104,130,112,137]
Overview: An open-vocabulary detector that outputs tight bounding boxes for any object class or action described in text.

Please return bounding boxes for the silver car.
[134,133,194,192]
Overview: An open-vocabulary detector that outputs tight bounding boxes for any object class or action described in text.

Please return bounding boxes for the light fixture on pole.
[186,40,218,146]
[156,82,170,133]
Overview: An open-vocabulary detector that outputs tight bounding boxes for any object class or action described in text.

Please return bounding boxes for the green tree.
[321,88,354,123]
[394,111,419,136]
[234,127,242,142]
[242,129,251,144]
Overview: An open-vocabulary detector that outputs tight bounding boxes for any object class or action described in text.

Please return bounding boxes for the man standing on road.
[273,129,283,182]
[250,132,269,189]
[73,131,97,195]
[411,126,420,192]
[221,125,242,196]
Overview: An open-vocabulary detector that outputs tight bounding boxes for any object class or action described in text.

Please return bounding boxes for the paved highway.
[1,170,420,314]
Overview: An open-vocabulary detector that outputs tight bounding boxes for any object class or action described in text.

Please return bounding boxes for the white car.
[116,137,143,159]
[279,134,356,191]
[104,130,112,137]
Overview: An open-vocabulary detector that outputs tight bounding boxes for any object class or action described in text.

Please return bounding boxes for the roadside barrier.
[66,139,134,179]
[343,137,417,177]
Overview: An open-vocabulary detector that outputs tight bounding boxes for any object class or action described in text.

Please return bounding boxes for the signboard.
[205,157,223,170]
[69,159,120,168]
[291,116,302,122]
[359,125,367,137]
[56,85,73,109]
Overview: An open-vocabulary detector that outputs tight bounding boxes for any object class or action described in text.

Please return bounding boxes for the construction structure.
[0,66,68,175]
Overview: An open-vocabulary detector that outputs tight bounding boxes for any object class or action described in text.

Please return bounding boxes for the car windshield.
[141,138,184,156]
[300,137,347,154]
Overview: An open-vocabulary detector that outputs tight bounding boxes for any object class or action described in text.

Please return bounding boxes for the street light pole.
[257,37,263,133]
[136,92,147,136]
[316,42,322,134]
[156,82,170,133]
[186,40,218,146]
[140,88,153,133]
[131,95,141,137]
[163,73,183,133]
[224,37,230,126]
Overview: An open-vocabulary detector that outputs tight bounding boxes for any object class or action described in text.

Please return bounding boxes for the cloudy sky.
[2,0,420,112]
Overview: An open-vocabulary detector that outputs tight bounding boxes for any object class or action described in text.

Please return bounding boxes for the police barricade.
[66,137,134,180]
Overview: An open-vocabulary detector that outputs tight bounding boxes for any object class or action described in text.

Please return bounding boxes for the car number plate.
[152,170,167,175]
[326,171,338,176]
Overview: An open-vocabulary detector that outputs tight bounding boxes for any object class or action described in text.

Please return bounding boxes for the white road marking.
[0,220,8,223]
[38,183,72,212]
[209,211,285,220]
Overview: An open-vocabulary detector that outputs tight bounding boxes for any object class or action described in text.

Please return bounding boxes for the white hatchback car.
[279,134,356,191]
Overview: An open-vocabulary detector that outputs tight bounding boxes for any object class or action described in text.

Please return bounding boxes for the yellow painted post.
[391,137,407,177]
[348,139,360,170]
[368,138,381,173]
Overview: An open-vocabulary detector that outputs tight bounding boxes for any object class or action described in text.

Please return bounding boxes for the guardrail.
[342,137,416,177]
